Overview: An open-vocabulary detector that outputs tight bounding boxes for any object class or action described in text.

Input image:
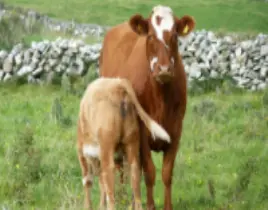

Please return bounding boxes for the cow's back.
[100,22,140,77]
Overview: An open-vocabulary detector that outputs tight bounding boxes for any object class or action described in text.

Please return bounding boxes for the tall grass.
[1,76,268,209]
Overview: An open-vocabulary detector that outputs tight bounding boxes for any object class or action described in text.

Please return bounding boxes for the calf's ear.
[129,14,149,35]
[175,15,195,37]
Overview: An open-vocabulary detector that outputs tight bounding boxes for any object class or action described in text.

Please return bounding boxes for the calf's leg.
[100,145,116,210]
[98,174,106,210]
[78,151,93,210]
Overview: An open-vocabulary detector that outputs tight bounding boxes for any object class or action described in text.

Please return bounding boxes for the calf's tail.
[120,80,170,143]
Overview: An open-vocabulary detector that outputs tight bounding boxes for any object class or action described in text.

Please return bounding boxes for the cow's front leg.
[140,134,156,210]
[162,134,180,210]
[142,149,156,210]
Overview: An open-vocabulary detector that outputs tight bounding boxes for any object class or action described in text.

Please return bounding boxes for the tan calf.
[76,77,170,210]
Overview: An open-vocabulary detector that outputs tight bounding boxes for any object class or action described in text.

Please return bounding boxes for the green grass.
[1,76,268,209]
[4,0,268,34]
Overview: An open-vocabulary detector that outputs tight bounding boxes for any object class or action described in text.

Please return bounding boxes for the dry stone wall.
[0,31,268,90]
[179,30,268,91]
[0,38,102,84]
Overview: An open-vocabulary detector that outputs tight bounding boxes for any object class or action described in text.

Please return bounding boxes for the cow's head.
[129,5,195,84]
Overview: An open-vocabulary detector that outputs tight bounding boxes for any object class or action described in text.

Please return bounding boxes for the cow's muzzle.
[155,70,174,84]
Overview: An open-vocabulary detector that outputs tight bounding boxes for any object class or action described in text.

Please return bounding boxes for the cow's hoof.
[146,204,156,210]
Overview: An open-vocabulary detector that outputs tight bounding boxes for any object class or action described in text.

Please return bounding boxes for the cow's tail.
[120,79,171,143]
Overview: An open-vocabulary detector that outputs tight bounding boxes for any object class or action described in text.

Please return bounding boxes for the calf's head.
[129,5,195,84]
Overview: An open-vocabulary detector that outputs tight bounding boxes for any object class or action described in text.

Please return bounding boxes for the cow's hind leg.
[125,132,143,210]
[78,151,93,210]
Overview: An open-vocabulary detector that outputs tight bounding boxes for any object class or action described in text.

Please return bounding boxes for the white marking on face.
[159,65,169,72]
[83,144,100,158]
[150,57,158,71]
[151,5,174,44]
[171,57,174,65]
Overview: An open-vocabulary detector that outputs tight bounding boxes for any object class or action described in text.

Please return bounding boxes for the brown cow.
[99,5,195,210]
[76,77,170,210]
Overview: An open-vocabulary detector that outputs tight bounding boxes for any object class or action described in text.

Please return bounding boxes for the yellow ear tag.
[183,24,189,34]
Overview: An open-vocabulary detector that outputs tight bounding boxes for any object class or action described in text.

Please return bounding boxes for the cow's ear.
[129,14,149,35]
[175,15,195,37]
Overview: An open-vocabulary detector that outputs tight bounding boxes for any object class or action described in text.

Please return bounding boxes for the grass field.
[1,75,268,209]
[4,0,268,34]
[1,0,268,209]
